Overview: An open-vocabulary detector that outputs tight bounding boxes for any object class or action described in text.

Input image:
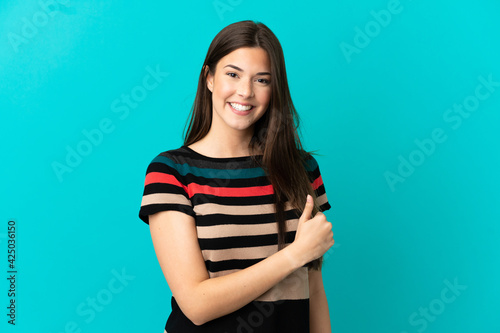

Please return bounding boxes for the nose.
[237,79,254,98]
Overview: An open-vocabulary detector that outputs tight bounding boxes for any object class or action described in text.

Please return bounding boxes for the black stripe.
[314,184,327,197]
[139,203,195,224]
[199,231,296,250]
[184,174,270,188]
[191,193,276,206]
[320,201,331,212]
[160,147,263,170]
[206,258,263,272]
[143,182,189,197]
[195,210,300,227]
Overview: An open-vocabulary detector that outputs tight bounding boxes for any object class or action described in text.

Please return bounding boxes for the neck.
[189,122,261,158]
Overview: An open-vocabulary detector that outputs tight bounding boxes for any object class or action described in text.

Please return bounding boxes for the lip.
[228,102,254,116]
[229,101,253,106]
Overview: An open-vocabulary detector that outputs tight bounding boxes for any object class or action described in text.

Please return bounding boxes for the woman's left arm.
[309,268,332,332]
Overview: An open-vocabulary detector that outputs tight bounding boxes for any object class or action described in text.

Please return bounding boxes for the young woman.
[139,20,334,333]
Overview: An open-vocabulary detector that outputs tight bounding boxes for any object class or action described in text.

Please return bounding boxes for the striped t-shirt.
[139,145,330,333]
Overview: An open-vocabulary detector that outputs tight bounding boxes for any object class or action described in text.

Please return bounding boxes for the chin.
[229,122,254,132]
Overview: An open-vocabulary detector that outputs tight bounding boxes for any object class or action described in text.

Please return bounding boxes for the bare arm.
[309,269,332,332]
[149,195,334,325]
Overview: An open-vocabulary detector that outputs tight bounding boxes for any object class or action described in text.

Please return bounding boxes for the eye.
[257,78,270,85]
[227,72,238,78]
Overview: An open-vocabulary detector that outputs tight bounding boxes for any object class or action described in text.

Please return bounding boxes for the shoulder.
[152,146,192,164]
[142,147,198,182]
[145,146,194,170]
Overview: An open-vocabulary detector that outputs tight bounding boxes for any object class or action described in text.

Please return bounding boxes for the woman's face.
[207,47,272,136]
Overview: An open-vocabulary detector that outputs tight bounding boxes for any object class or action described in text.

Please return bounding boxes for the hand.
[290,194,334,266]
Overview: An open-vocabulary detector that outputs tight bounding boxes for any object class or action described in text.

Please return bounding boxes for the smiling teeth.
[230,103,253,111]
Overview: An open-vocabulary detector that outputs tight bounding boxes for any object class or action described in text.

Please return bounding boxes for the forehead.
[217,47,271,71]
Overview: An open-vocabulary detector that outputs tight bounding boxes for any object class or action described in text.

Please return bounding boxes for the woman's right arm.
[149,194,334,326]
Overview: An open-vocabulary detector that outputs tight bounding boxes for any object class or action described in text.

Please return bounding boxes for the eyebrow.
[224,64,271,76]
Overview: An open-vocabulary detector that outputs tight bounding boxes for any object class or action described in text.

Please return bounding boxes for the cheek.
[214,80,233,101]
[258,89,272,108]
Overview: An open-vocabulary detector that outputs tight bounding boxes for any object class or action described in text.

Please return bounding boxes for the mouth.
[229,102,254,112]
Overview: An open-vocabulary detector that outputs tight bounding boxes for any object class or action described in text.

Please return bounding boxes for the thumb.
[299,194,314,223]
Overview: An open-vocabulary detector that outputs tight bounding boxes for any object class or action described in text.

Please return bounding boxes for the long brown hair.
[183,20,322,270]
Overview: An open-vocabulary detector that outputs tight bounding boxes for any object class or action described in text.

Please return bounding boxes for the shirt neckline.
[181,145,263,162]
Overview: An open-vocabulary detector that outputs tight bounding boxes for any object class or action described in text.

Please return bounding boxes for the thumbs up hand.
[290,195,334,267]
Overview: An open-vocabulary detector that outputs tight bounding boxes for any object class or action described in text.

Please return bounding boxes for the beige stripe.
[196,219,299,239]
[141,193,191,207]
[193,201,295,216]
[208,268,240,278]
[202,244,278,262]
[194,203,271,216]
[256,267,310,301]
[193,196,328,217]
[208,267,309,301]
[142,194,326,213]
[316,193,328,207]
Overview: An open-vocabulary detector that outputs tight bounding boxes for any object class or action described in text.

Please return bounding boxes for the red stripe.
[311,175,324,190]
[146,172,322,197]
[145,172,274,198]
[144,172,188,191]
[187,183,274,198]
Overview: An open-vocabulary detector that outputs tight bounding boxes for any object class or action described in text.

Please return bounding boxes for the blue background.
[1,1,499,332]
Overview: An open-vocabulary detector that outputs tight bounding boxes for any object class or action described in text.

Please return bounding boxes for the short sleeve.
[304,154,331,213]
[138,153,195,224]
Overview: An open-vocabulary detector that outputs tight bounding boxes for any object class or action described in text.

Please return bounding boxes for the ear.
[205,65,213,92]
